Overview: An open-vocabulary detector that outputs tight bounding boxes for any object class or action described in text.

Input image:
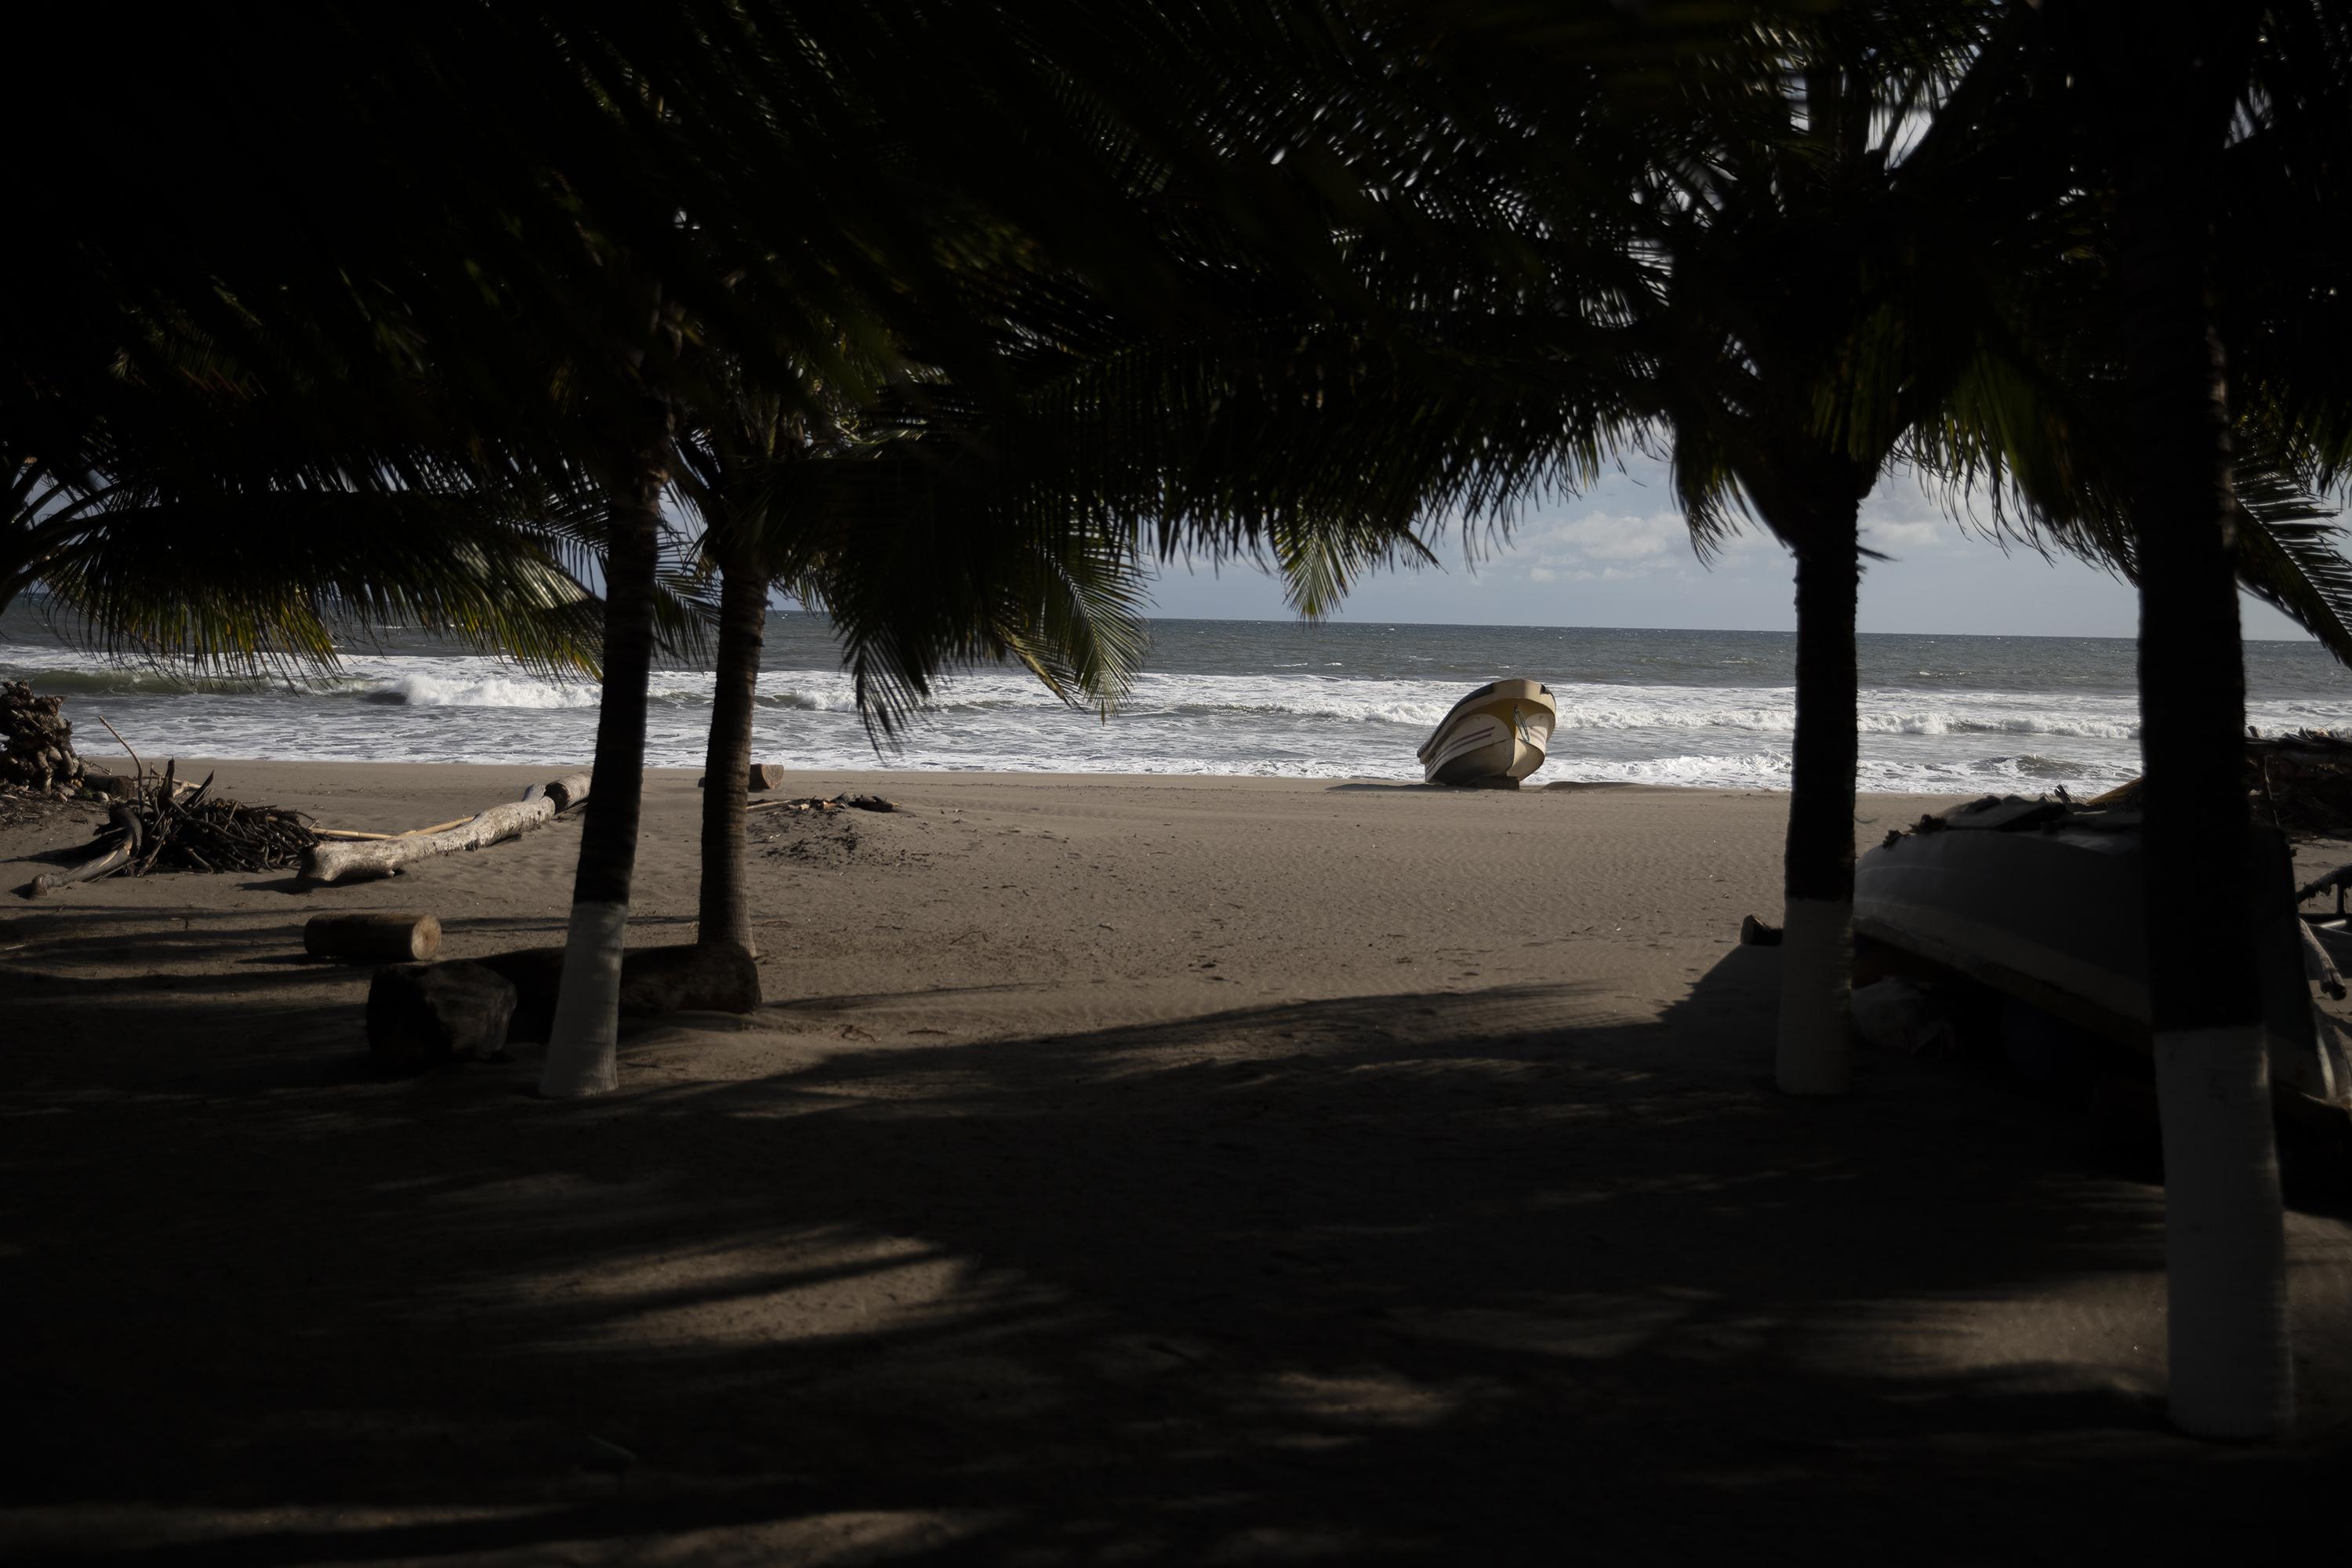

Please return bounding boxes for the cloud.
[1519,509,1696,579]
[1864,518,1944,551]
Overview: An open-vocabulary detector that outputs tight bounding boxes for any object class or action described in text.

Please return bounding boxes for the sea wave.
[4,639,2333,797]
[0,648,2271,748]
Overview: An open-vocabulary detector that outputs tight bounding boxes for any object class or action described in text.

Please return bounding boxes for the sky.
[1142,452,2315,641]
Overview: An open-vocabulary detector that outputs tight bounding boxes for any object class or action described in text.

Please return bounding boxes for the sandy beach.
[4,762,2349,1562]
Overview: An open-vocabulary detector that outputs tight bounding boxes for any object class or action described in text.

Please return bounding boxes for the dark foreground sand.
[2,763,2348,1563]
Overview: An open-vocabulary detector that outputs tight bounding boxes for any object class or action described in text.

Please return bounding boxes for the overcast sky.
[1145,452,2314,641]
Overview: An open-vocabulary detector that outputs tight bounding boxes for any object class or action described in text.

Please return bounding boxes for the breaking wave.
[8,616,2345,793]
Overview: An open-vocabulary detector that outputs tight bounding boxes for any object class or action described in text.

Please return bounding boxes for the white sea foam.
[8,625,2345,794]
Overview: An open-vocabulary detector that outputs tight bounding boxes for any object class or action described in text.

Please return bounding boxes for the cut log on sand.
[367,961,518,1071]
[302,772,590,885]
[474,941,760,1043]
[306,912,442,962]
[699,763,787,792]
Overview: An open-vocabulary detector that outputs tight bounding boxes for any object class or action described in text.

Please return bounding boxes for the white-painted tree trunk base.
[2154,1024,2292,1439]
[537,899,627,1099]
[1775,897,1853,1096]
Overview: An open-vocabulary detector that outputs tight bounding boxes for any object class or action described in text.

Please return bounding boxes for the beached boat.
[1853,795,2350,1111]
[1418,679,1557,786]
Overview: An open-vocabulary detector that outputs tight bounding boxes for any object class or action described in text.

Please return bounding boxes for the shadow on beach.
[2,927,2347,1564]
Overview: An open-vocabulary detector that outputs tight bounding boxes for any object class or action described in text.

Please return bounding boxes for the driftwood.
[306,912,442,962]
[521,771,593,813]
[312,817,470,843]
[303,799,554,884]
[18,805,141,898]
[302,773,588,885]
[2299,920,2347,1000]
[475,941,760,1042]
[367,961,519,1071]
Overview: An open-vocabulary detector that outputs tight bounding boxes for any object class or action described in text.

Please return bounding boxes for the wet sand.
[2,762,2347,1563]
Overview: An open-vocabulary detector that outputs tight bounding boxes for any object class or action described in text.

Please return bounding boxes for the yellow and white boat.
[1417,679,1557,786]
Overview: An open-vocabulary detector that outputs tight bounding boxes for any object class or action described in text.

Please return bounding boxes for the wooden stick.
[94,714,143,790]
[310,818,473,842]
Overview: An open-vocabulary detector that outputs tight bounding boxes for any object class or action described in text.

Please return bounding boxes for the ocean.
[4,607,2347,794]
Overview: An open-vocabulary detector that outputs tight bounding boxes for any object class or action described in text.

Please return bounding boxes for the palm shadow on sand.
[3,937,2347,1564]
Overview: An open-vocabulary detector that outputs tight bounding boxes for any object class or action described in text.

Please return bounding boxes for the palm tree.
[2082,2,2291,1442]
[670,386,1152,960]
[1978,0,2352,1442]
[1896,0,2352,1439]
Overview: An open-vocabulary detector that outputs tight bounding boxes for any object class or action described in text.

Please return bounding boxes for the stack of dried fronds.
[0,681,82,794]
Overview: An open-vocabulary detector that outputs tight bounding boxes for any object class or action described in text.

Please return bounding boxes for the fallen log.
[302,797,555,884]
[475,941,760,1042]
[367,960,519,1071]
[306,912,442,962]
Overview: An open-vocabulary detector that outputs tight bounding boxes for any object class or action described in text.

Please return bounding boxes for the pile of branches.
[1,681,82,795]
[16,760,319,897]
[107,764,320,873]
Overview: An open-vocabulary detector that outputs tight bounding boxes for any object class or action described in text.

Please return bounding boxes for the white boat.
[1417,679,1557,786]
[1853,796,2350,1112]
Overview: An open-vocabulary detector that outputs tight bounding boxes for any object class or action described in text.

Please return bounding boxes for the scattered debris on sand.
[745,793,896,816]
[748,795,925,869]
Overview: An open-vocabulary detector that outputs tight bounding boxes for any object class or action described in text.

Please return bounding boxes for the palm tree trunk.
[2117,74,2290,1439]
[539,394,671,1100]
[697,541,767,955]
[1776,506,1861,1096]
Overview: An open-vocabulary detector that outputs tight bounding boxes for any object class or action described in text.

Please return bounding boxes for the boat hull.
[1419,680,1557,786]
[1854,818,2344,1107]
